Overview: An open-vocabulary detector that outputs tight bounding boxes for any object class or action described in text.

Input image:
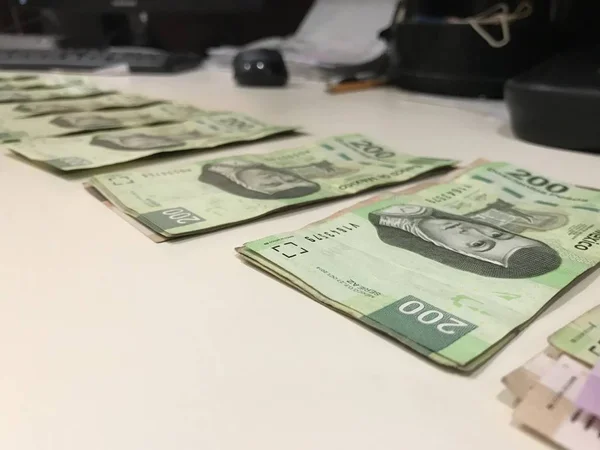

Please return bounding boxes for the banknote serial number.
[425,185,471,204]
[396,299,470,335]
[141,168,193,179]
[304,223,360,242]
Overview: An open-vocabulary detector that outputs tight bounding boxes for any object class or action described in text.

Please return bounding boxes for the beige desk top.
[1,69,597,450]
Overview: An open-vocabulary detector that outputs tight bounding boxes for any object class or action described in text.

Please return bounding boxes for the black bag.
[383,0,554,98]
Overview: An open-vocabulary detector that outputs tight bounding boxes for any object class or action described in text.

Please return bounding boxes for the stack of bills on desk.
[0,74,84,91]
[0,93,161,119]
[0,72,38,81]
[8,111,297,171]
[237,161,600,372]
[0,71,109,103]
[0,71,302,175]
[87,134,456,240]
[0,84,110,103]
[0,103,207,141]
[502,306,600,449]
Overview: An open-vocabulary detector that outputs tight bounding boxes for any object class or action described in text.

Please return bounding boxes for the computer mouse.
[233,49,289,87]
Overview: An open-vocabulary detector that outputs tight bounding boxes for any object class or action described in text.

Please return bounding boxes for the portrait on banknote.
[90,129,206,150]
[199,160,327,200]
[369,204,562,278]
[51,115,124,130]
[14,103,74,115]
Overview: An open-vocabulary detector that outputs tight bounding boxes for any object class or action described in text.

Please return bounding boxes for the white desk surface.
[2,70,599,450]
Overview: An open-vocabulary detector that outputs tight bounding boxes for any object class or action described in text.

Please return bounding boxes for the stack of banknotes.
[502,306,600,449]
[2,71,600,413]
[0,71,298,171]
[238,161,600,371]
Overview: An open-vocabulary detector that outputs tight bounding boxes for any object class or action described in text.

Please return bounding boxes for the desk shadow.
[498,123,514,140]
[508,421,564,450]
[496,388,518,409]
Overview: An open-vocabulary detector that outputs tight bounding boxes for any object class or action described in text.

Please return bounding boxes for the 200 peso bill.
[0,74,85,91]
[8,111,297,171]
[89,134,456,240]
[0,93,161,119]
[0,85,110,104]
[0,103,206,141]
[238,161,600,371]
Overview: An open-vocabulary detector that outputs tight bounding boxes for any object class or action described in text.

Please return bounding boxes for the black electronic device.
[0,47,201,73]
[13,0,263,13]
[13,0,265,50]
[233,49,288,87]
[506,49,600,151]
[8,0,265,71]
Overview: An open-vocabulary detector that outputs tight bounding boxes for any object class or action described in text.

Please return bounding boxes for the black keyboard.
[0,47,202,74]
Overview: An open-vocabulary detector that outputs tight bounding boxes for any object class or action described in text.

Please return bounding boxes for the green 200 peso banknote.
[8,111,296,171]
[0,93,161,119]
[0,74,84,91]
[88,134,456,240]
[0,103,206,142]
[238,161,600,371]
[0,85,110,104]
[0,72,38,81]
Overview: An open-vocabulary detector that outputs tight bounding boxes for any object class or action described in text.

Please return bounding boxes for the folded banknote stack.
[238,161,600,372]
[502,306,600,449]
[0,71,297,171]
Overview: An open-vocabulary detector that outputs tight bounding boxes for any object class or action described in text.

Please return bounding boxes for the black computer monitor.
[15,0,263,13]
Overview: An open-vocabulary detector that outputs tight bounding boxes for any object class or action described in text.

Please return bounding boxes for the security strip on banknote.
[0,103,207,142]
[87,134,456,240]
[8,111,297,171]
[238,160,600,371]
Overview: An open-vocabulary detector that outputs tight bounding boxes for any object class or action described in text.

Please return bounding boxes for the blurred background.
[0,0,315,51]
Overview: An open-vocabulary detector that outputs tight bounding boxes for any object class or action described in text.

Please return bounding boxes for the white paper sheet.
[207,0,398,72]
